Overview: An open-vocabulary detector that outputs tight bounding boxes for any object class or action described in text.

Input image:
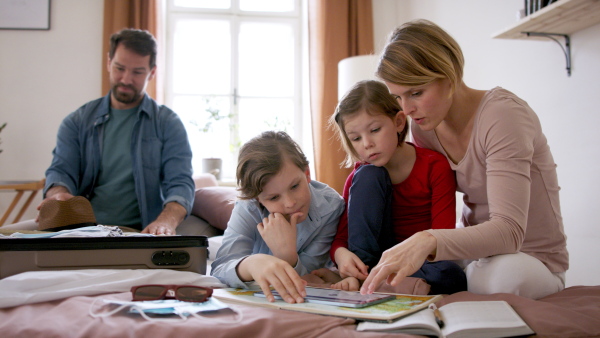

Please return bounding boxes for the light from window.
[173,0,231,9]
[172,19,231,95]
[167,0,302,182]
[239,0,295,12]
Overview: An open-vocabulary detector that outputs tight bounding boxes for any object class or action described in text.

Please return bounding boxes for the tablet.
[254,286,395,308]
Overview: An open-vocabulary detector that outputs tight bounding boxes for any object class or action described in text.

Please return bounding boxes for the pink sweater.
[412,87,568,273]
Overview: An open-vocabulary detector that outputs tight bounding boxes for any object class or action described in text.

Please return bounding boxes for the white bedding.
[0,268,226,309]
[206,235,224,275]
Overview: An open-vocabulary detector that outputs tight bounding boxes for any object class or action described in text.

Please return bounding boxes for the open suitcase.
[0,236,208,279]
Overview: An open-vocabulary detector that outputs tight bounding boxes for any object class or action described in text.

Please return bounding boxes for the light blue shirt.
[211,180,344,288]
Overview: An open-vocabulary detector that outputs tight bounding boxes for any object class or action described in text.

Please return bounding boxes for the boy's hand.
[237,254,307,304]
[331,276,360,291]
[258,212,300,266]
[334,247,369,280]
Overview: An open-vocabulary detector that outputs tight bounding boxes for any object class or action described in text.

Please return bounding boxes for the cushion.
[191,187,237,230]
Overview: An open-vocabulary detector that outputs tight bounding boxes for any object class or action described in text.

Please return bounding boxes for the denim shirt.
[211,180,345,288]
[44,92,195,228]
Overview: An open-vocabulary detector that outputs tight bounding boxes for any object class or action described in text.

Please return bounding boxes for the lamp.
[337,54,381,100]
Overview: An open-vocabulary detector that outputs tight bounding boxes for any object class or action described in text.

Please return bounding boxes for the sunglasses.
[131,284,213,302]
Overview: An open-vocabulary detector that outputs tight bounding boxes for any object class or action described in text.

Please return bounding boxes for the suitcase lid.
[0,236,208,251]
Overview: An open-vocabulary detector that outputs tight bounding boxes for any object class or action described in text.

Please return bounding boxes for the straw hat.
[38,196,97,231]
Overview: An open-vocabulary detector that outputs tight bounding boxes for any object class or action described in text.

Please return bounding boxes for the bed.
[1,184,599,337]
[0,263,598,337]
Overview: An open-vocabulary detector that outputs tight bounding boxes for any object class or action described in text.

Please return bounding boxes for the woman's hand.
[258,212,300,266]
[360,231,437,294]
[334,247,369,280]
[237,254,307,304]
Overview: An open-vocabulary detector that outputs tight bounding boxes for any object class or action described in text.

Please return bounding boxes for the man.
[42,28,194,235]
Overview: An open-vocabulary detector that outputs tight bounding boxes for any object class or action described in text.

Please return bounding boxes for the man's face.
[107,45,156,109]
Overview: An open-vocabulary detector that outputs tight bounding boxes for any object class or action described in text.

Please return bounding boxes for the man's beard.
[112,84,142,105]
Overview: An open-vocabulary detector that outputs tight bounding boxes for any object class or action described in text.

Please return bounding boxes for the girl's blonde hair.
[236,131,309,200]
[377,19,464,93]
[329,80,408,168]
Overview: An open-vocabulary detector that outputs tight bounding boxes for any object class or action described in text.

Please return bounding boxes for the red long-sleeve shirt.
[330,144,457,263]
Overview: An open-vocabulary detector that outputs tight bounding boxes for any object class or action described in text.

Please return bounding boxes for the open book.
[213,287,441,322]
[357,300,534,338]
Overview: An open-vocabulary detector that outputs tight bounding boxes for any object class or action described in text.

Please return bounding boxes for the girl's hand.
[311,268,343,284]
[237,254,307,304]
[360,231,437,294]
[331,277,360,291]
[334,247,369,280]
[258,212,300,266]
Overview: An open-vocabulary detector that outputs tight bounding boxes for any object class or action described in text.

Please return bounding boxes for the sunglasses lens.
[133,285,166,301]
[176,287,209,302]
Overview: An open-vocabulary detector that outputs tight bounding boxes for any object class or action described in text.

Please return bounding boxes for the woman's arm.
[430,98,534,261]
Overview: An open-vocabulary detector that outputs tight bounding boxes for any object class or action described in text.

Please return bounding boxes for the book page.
[441,301,534,338]
[213,288,441,322]
[357,308,441,336]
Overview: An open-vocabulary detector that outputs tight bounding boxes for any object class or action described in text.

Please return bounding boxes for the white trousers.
[464,252,565,299]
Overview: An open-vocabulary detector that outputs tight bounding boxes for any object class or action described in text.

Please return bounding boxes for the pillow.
[191,187,237,231]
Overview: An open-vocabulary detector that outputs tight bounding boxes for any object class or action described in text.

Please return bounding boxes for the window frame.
[164,0,306,181]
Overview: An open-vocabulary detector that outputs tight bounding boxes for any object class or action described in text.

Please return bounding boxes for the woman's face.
[384,79,453,132]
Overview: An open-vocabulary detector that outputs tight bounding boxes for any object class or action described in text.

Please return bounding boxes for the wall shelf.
[491,0,600,76]
[492,0,600,41]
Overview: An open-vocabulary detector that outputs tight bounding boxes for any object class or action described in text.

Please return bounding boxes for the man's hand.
[334,247,369,280]
[142,202,186,235]
[257,212,300,266]
[36,186,74,222]
[237,254,307,304]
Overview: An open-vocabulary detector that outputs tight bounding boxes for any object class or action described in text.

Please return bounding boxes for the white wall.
[1,0,598,287]
[0,0,103,221]
[372,0,600,287]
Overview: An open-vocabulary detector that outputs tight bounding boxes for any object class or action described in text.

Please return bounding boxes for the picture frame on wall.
[0,0,51,30]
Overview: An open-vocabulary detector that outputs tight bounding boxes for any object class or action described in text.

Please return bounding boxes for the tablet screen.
[254,286,395,308]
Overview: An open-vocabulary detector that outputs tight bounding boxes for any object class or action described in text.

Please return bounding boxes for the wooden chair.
[0,179,45,226]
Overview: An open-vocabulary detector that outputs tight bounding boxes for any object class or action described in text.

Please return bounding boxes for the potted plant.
[190,98,234,181]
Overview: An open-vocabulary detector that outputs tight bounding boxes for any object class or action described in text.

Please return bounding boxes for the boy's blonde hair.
[377,19,464,93]
[236,131,309,200]
[329,80,408,168]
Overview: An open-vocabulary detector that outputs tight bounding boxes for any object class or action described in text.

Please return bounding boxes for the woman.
[360,19,568,299]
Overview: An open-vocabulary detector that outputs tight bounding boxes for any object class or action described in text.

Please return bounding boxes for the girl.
[328,80,467,295]
[361,19,568,299]
[211,131,344,303]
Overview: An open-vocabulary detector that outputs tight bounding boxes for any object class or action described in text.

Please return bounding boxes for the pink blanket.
[1,286,599,337]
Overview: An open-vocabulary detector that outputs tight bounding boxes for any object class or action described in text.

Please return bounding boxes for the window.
[165,0,307,182]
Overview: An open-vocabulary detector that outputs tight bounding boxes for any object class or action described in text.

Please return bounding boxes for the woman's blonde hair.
[236,131,309,200]
[377,19,464,92]
[329,80,407,168]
